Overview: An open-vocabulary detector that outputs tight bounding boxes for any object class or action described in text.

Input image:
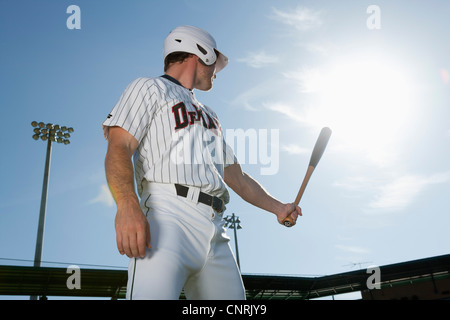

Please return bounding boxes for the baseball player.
[103,25,301,300]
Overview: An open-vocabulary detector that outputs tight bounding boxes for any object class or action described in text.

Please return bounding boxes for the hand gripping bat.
[283,127,332,227]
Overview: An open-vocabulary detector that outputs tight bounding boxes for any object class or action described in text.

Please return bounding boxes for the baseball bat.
[283,127,332,227]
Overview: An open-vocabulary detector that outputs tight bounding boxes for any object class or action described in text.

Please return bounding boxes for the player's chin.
[197,81,214,92]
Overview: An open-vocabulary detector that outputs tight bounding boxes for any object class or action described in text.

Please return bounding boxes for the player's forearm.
[105,144,139,205]
[234,172,284,215]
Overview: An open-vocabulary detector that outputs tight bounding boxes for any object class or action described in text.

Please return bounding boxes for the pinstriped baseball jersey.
[103,76,237,202]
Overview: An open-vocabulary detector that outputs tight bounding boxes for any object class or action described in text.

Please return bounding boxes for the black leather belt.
[174,184,224,213]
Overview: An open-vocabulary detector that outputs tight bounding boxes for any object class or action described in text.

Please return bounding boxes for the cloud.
[299,42,332,56]
[369,172,450,211]
[333,171,450,213]
[232,80,287,111]
[263,102,310,124]
[89,184,115,207]
[281,144,310,155]
[237,51,280,69]
[282,67,324,93]
[271,6,323,31]
[231,83,269,111]
[333,176,378,191]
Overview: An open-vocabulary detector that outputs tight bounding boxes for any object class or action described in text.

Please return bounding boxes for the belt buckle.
[212,197,224,213]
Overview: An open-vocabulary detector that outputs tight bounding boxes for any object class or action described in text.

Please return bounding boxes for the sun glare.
[304,54,417,167]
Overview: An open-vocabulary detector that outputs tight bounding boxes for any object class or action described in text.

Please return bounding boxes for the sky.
[1,0,449,300]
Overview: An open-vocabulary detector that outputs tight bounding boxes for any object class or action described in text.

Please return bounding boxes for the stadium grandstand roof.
[1,254,449,300]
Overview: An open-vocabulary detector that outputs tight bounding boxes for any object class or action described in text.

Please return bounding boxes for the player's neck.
[165,59,197,90]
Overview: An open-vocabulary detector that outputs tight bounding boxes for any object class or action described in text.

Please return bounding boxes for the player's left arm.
[224,163,301,226]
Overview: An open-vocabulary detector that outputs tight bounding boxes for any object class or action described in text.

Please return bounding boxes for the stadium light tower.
[30,121,73,300]
[224,213,242,270]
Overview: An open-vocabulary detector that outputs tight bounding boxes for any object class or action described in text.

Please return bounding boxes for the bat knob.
[282,214,296,227]
[283,220,293,228]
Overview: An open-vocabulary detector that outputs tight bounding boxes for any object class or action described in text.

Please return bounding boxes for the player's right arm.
[105,126,151,258]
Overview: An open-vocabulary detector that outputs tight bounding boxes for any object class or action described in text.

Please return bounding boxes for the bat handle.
[282,199,300,227]
[282,166,315,227]
[282,198,300,227]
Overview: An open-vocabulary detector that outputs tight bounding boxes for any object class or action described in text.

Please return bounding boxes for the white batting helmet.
[163,25,228,72]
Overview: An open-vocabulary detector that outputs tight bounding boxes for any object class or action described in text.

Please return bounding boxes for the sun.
[303,53,417,167]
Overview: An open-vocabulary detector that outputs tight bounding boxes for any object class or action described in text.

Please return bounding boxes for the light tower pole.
[30,121,74,300]
[224,213,242,270]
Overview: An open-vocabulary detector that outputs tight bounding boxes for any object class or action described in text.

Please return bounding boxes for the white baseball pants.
[126,182,246,300]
